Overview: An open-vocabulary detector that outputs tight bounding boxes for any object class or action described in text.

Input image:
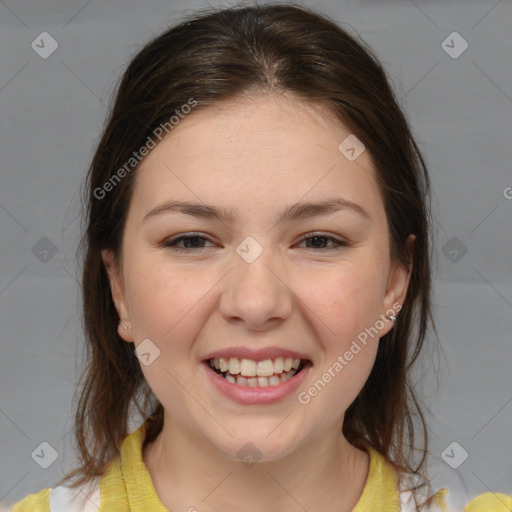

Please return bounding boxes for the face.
[103,92,413,462]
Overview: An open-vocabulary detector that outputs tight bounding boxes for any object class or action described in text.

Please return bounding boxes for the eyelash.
[162,232,348,252]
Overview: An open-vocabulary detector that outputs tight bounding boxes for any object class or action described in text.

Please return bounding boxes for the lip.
[202,347,310,362]
[202,360,312,405]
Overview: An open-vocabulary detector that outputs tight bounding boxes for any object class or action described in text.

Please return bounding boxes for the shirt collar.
[120,422,401,512]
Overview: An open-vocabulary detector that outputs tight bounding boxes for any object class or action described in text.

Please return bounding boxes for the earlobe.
[101,249,134,342]
[378,234,415,338]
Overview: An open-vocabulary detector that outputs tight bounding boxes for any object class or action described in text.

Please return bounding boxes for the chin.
[212,430,302,465]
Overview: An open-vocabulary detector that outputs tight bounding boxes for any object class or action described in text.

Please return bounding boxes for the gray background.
[1,0,511,509]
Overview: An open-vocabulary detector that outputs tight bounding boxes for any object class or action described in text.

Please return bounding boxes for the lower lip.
[202,361,312,405]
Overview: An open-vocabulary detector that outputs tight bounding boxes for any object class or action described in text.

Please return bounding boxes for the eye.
[162,233,215,252]
[161,232,349,253]
[297,233,348,251]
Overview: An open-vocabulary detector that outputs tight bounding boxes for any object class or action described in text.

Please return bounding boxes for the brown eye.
[298,233,348,251]
[162,233,215,251]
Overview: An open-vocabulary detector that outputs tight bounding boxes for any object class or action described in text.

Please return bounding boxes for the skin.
[103,91,414,512]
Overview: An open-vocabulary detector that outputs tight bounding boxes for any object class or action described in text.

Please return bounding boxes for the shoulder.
[7,479,101,512]
[397,469,449,511]
[399,477,512,512]
[7,487,51,512]
[399,487,448,511]
[6,423,146,512]
[463,491,512,511]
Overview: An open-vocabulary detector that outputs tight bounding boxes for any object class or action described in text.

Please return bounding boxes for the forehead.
[131,93,383,222]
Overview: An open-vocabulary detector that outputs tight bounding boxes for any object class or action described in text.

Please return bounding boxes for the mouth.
[206,356,309,388]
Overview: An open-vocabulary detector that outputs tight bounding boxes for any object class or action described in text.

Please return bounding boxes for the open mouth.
[207,357,309,387]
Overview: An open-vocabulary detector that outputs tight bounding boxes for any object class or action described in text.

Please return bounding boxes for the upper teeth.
[210,357,302,377]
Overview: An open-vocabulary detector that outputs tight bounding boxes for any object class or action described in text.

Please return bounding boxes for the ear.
[101,249,134,343]
[377,234,415,338]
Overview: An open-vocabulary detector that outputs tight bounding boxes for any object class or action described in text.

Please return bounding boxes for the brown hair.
[58,3,440,508]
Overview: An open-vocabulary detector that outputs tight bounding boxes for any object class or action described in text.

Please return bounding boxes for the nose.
[219,245,293,331]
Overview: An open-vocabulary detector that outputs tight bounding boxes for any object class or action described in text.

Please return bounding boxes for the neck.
[143,414,370,512]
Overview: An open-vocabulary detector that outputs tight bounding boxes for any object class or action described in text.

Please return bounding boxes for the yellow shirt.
[8,421,510,512]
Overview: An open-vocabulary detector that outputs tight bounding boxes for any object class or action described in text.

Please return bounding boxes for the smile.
[208,356,306,387]
[203,356,312,405]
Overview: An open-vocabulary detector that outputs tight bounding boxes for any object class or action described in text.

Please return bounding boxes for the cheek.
[295,262,386,342]
[122,257,215,413]
[292,262,384,404]
[124,255,213,341]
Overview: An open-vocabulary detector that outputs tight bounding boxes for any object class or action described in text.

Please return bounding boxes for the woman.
[9,4,511,512]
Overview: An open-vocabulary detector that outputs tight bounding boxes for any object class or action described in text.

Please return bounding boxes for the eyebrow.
[143,197,370,224]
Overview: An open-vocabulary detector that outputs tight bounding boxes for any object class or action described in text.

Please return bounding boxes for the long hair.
[57,4,440,508]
